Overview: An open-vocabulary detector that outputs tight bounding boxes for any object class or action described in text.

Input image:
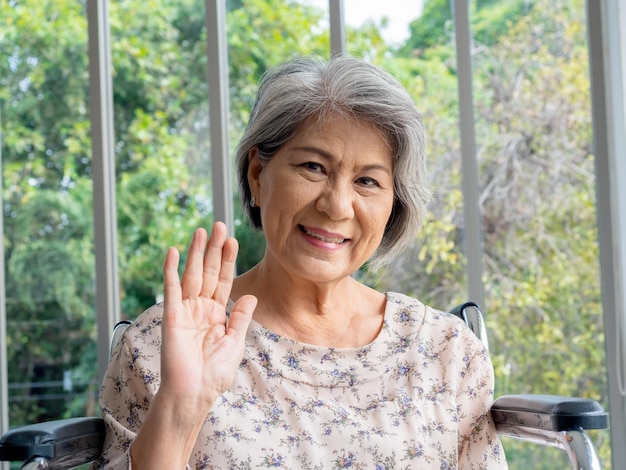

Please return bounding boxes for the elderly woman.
[94,56,506,469]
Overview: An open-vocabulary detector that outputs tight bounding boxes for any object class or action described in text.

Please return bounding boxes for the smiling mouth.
[299,225,348,244]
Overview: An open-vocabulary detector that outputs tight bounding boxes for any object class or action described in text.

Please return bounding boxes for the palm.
[158,223,257,410]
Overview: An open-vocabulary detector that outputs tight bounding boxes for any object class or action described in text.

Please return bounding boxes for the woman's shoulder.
[129,303,164,331]
[385,291,481,344]
[385,291,462,324]
[385,292,490,371]
[110,303,164,355]
[102,304,164,400]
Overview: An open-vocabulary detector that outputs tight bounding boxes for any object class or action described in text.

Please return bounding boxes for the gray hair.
[235,55,430,269]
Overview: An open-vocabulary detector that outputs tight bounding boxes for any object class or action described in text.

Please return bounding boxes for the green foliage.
[470,4,607,466]
[234,213,266,274]
[400,0,531,55]
[471,0,531,46]
[401,0,453,52]
[227,0,328,142]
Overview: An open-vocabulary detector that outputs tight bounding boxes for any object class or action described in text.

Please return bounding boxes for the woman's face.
[248,115,395,284]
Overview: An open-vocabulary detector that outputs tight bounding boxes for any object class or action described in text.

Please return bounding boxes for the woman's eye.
[304,162,324,172]
[357,176,379,187]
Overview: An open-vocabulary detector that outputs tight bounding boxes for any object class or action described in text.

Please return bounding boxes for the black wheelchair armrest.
[491,394,609,431]
[0,417,105,467]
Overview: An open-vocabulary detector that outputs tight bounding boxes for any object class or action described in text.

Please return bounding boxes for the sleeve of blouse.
[89,320,155,470]
[90,306,191,470]
[456,333,508,469]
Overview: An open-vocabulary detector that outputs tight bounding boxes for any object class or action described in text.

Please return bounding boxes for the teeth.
[302,227,345,244]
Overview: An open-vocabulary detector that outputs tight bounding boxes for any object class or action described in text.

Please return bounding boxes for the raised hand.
[157,222,257,420]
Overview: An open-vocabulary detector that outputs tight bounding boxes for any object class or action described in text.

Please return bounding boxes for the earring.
[250,196,256,207]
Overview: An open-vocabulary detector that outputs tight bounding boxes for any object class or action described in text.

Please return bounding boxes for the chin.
[288,258,356,284]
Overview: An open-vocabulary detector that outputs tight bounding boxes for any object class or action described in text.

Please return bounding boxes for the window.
[1,0,97,426]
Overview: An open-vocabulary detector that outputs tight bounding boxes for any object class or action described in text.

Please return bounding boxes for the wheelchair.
[0,302,609,469]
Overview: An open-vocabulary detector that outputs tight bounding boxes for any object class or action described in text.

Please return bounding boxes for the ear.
[247,146,263,198]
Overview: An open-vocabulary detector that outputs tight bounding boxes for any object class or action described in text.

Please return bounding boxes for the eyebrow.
[295,145,393,175]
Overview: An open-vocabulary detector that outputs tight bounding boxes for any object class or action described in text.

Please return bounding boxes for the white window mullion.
[453,0,485,310]
[87,0,120,384]
[0,106,9,470]
[587,0,626,466]
[205,0,234,235]
[329,0,346,56]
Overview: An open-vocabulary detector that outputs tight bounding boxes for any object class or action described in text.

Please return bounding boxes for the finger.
[199,222,229,299]
[227,294,257,344]
[211,236,239,306]
[181,228,208,299]
[162,247,181,322]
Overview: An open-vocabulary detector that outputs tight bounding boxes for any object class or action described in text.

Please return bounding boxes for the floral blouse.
[92,292,506,469]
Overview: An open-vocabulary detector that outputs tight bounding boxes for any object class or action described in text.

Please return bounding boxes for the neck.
[232,262,385,347]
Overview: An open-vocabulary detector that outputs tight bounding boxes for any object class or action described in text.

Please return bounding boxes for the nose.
[315,182,355,221]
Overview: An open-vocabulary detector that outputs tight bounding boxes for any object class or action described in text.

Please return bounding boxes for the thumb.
[227,294,257,343]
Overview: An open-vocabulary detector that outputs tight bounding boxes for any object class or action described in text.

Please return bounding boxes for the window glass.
[110,0,213,318]
[1,0,97,426]
[471,0,608,466]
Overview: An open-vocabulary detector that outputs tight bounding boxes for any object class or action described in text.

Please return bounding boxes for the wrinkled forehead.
[295,112,395,157]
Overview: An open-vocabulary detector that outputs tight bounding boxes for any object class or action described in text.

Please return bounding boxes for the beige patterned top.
[92,292,506,469]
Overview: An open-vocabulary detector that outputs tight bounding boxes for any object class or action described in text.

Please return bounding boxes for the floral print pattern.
[92,292,506,469]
